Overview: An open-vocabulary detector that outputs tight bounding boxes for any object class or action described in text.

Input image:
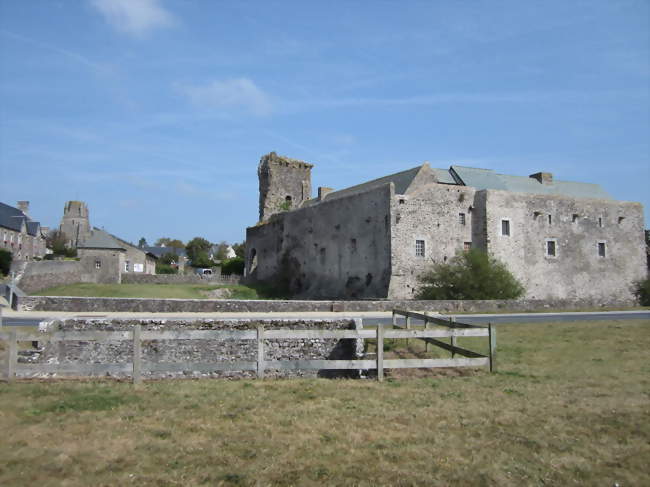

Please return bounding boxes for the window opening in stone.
[95,260,101,269]
[250,249,258,273]
[415,240,425,257]
[459,213,466,225]
[501,219,511,236]
[464,242,472,251]
[548,214,552,225]
[546,240,556,257]
[598,242,606,257]
[598,217,602,227]
[572,214,579,223]
[618,217,624,224]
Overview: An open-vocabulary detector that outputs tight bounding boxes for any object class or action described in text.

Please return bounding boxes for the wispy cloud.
[90,0,176,37]
[178,78,272,116]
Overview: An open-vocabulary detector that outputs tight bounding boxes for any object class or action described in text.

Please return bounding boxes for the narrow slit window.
[501,219,511,236]
[415,240,425,257]
[548,214,552,225]
[598,217,603,228]
[598,242,606,258]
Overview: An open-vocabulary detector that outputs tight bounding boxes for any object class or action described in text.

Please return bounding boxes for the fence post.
[257,325,265,379]
[405,314,411,349]
[5,329,17,383]
[132,324,142,385]
[376,324,384,382]
[450,316,457,359]
[488,323,497,372]
[391,310,396,329]
[424,312,429,353]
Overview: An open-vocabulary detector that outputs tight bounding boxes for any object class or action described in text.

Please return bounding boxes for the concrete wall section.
[247,184,393,299]
[389,182,479,299]
[484,190,646,301]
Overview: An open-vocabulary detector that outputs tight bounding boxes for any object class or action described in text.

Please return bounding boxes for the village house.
[0,201,48,261]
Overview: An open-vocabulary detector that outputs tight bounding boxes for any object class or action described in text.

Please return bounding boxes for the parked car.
[195,268,213,277]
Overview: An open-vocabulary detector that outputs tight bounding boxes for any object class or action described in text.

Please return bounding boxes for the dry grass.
[1,320,649,486]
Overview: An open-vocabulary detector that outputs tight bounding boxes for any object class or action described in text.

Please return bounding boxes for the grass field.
[33,282,261,299]
[1,319,649,486]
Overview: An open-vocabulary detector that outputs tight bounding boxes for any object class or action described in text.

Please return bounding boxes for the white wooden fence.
[1,312,495,383]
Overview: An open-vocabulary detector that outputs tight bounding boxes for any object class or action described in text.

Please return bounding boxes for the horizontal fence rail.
[1,313,496,382]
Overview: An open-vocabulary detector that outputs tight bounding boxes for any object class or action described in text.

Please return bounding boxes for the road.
[1,310,648,328]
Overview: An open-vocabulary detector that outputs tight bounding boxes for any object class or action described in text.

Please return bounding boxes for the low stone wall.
[16,260,88,294]
[26,318,363,379]
[121,273,242,285]
[16,295,637,313]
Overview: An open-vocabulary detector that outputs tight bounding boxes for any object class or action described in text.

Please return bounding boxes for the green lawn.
[0,319,648,485]
[33,283,261,299]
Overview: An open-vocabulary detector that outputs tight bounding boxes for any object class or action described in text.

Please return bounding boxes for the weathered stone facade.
[246,156,646,302]
[0,201,47,261]
[258,152,313,222]
[59,201,91,248]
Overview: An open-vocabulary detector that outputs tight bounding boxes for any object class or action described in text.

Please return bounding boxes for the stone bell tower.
[59,200,91,247]
[258,152,313,222]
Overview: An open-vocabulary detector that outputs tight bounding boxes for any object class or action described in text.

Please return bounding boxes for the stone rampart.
[16,260,88,294]
[27,318,362,379]
[121,274,241,285]
[16,295,637,313]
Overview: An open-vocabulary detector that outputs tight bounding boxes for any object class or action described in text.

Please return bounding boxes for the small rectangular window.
[95,260,101,269]
[463,242,472,251]
[501,219,510,236]
[572,214,579,223]
[546,240,556,257]
[598,242,606,258]
[124,260,130,272]
[459,213,466,225]
[415,240,425,257]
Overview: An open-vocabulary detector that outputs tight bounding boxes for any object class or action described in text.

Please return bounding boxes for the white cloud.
[179,78,272,116]
[90,0,175,37]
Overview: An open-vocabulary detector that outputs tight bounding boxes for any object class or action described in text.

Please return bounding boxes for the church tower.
[258,152,313,222]
[59,201,91,247]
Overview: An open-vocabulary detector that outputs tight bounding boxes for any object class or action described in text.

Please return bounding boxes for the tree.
[46,229,69,255]
[231,242,245,259]
[156,252,179,274]
[185,237,213,267]
[213,241,229,261]
[0,249,12,276]
[138,237,147,248]
[633,278,650,306]
[154,237,185,249]
[221,257,244,275]
[417,249,525,300]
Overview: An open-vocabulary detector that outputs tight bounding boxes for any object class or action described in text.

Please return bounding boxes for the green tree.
[46,230,69,256]
[138,237,147,248]
[633,278,650,306]
[185,237,213,267]
[213,241,229,261]
[154,237,185,249]
[231,242,245,259]
[0,249,12,276]
[221,257,245,275]
[417,249,525,300]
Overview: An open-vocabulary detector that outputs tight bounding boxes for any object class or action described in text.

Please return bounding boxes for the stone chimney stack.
[529,172,553,184]
[17,201,29,214]
[318,187,334,200]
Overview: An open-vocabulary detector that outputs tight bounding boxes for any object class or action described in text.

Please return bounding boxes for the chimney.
[529,172,553,184]
[17,201,29,214]
[318,187,334,200]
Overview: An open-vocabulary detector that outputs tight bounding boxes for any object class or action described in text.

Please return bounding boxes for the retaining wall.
[16,295,637,313]
[16,260,88,294]
[121,273,241,285]
[27,318,362,379]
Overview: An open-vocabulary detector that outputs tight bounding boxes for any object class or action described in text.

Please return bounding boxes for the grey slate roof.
[78,228,126,250]
[0,202,41,236]
[319,165,423,201]
[449,165,612,200]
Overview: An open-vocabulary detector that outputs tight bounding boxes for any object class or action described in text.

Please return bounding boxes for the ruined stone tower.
[59,200,91,247]
[258,152,313,222]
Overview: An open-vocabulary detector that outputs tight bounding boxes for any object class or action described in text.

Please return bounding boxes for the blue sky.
[1,0,648,245]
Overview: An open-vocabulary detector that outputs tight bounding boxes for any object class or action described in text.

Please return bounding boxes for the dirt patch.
[198,288,233,299]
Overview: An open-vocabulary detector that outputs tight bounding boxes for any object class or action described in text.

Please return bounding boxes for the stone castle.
[245,152,646,301]
[59,200,91,248]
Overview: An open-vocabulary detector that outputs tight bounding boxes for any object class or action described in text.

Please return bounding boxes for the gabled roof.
[450,165,612,200]
[0,202,43,236]
[144,246,186,258]
[78,228,126,250]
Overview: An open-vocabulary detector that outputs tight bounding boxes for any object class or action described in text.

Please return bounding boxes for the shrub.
[156,263,178,274]
[633,277,650,306]
[0,249,12,276]
[221,257,244,275]
[417,249,525,300]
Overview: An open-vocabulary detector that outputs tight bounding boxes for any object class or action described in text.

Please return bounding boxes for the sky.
[0,0,648,245]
